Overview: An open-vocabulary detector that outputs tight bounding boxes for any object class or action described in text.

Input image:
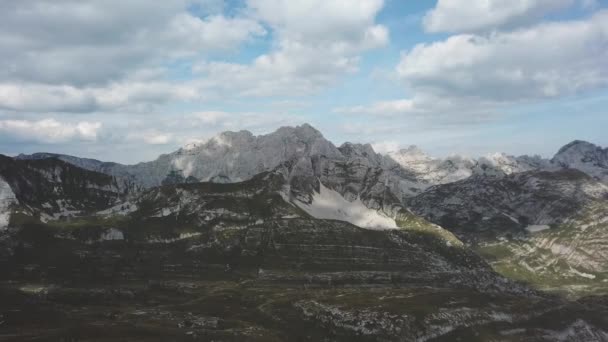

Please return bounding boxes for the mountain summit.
[552,140,608,183]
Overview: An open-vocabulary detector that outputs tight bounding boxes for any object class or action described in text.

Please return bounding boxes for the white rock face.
[101,228,124,241]
[525,225,550,233]
[386,147,547,186]
[294,182,397,230]
[552,140,608,184]
[386,147,472,185]
[111,124,344,188]
[0,177,16,230]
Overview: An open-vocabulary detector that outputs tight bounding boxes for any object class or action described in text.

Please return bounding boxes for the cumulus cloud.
[402,10,608,102]
[128,131,174,145]
[0,81,200,113]
[423,0,575,33]
[338,10,608,125]
[337,9,608,132]
[371,141,401,154]
[185,110,304,133]
[336,98,418,116]
[193,0,388,97]
[0,119,102,143]
[248,0,386,45]
[0,1,265,114]
[335,94,500,126]
[0,1,388,113]
[0,1,265,86]
[192,111,230,125]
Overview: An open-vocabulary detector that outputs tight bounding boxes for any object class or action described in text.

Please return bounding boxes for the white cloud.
[0,84,98,113]
[184,110,303,133]
[248,0,386,45]
[0,1,387,113]
[192,111,229,124]
[401,10,608,102]
[142,132,173,145]
[160,14,266,57]
[423,0,575,33]
[0,1,265,86]
[0,119,102,143]
[193,0,388,97]
[0,1,267,114]
[335,95,500,126]
[335,9,608,137]
[336,98,418,116]
[0,81,200,113]
[371,141,401,154]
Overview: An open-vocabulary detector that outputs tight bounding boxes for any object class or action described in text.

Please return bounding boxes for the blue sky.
[0,0,607,163]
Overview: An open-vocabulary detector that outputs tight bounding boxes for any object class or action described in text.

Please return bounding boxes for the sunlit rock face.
[0,176,16,230]
[552,140,608,184]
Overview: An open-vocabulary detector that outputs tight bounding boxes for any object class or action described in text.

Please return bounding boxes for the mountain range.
[2,124,608,341]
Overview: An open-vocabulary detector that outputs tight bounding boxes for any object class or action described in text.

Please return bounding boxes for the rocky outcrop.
[0,155,124,221]
[0,176,16,230]
[407,168,608,240]
[552,140,608,184]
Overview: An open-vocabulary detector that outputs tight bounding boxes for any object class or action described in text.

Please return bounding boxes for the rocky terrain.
[3,124,608,340]
[407,168,608,296]
[15,124,559,202]
[1,166,607,341]
[552,140,608,184]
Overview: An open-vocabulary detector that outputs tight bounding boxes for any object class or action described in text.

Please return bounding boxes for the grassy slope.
[476,202,608,298]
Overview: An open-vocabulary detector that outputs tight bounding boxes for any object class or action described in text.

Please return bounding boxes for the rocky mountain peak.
[338,142,377,159]
[556,140,599,154]
[551,140,608,183]
[274,123,324,141]
[553,140,607,166]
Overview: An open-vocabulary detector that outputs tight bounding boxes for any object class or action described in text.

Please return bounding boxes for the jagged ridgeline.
[2,124,608,341]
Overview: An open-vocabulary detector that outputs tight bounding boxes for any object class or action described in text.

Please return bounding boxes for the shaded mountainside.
[0,155,125,222]
[2,166,608,340]
[407,168,608,240]
[408,168,608,296]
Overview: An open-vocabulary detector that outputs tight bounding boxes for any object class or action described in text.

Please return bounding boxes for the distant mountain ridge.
[15,124,608,197]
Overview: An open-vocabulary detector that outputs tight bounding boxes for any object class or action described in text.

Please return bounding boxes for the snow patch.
[294,182,397,230]
[526,225,550,233]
